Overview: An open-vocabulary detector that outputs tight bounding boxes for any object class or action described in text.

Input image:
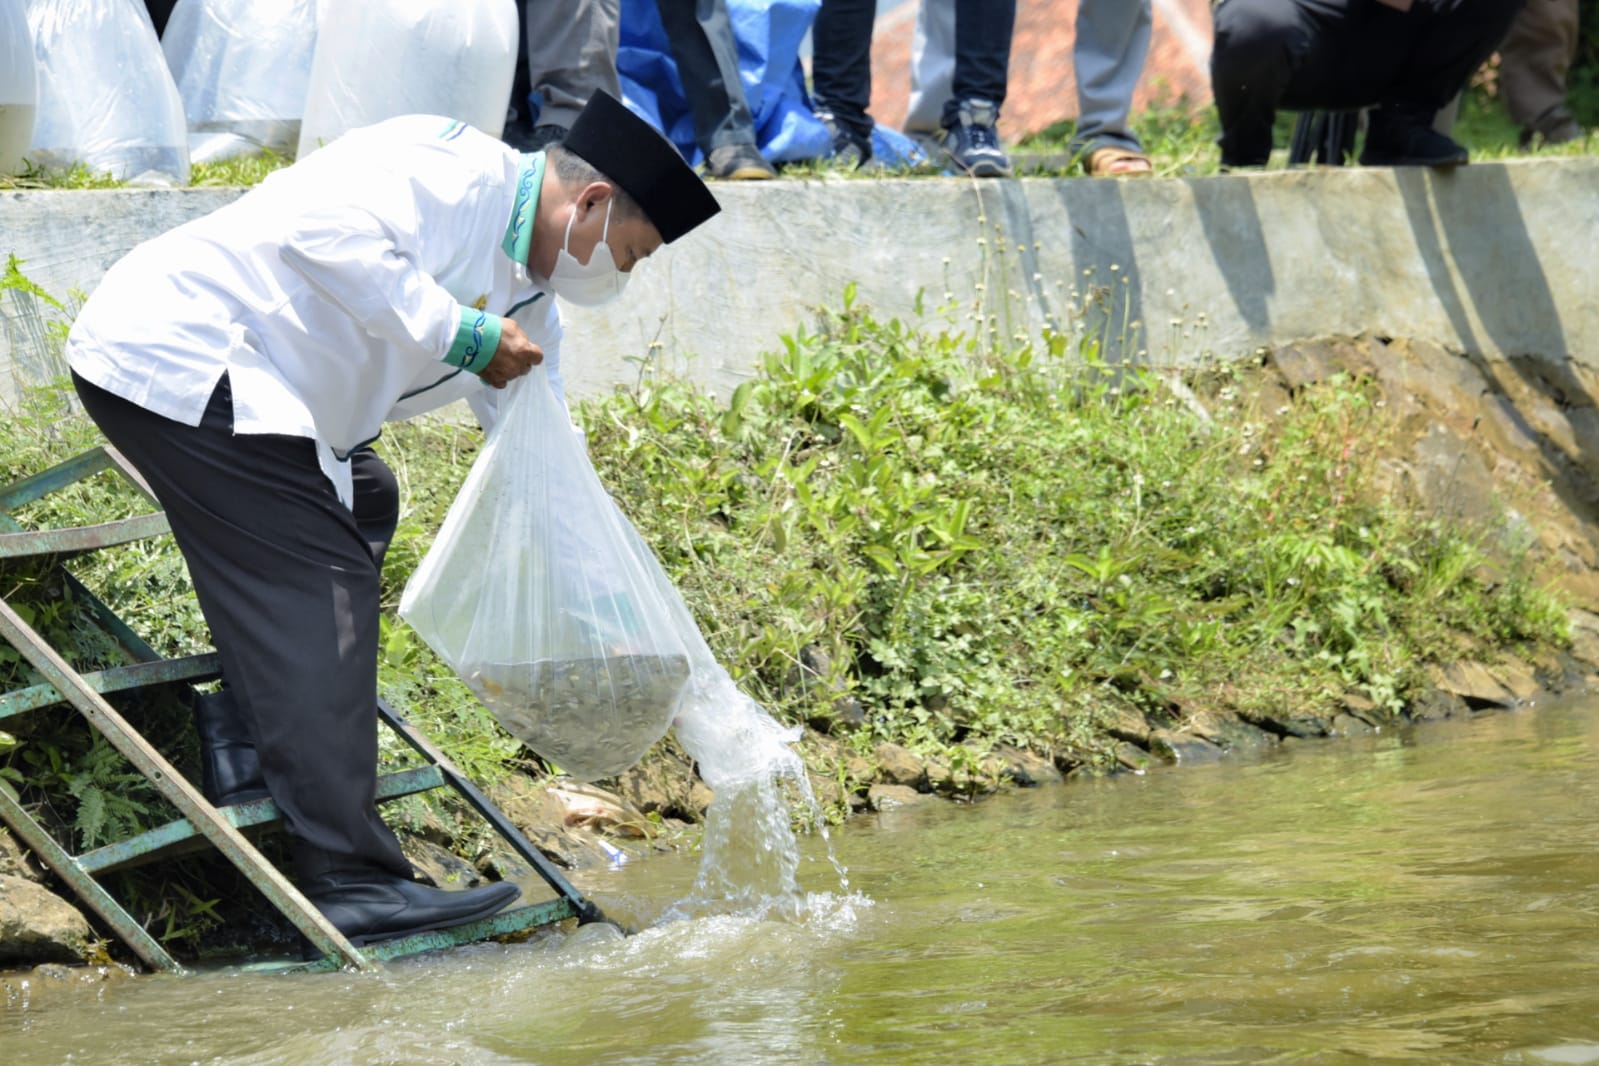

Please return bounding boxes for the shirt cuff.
[443,306,501,374]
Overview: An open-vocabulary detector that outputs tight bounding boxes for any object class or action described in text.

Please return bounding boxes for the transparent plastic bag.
[161,0,317,164]
[297,0,517,159]
[0,0,36,176]
[399,369,700,781]
[23,0,189,185]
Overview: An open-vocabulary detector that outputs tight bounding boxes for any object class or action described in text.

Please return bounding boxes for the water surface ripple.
[7,699,1599,1064]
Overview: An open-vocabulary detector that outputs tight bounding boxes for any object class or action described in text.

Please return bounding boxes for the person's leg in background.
[655,0,777,178]
[811,0,879,165]
[521,0,623,149]
[1359,0,1525,165]
[904,0,956,148]
[1498,0,1581,146]
[1209,0,1332,168]
[1070,0,1154,175]
[939,0,1016,177]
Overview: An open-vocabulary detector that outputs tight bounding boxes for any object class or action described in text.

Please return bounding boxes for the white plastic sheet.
[297,0,518,159]
[23,0,189,185]
[162,0,317,164]
[0,0,36,175]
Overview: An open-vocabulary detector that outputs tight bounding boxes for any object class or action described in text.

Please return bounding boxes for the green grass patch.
[571,289,1567,764]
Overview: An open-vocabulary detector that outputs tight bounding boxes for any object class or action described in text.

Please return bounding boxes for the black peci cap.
[561,90,722,244]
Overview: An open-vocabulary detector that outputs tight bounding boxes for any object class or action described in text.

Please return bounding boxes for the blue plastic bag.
[617,0,830,165]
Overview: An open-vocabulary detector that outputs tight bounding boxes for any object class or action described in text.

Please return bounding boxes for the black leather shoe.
[301,872,522,946]
[193,688,270,806]
[1359,110,1469,168]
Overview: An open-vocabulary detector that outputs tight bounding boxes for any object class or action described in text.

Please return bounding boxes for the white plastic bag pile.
[4,0,519,183]
[162,0,317,164]
[21,0,188,184]
[296,0,518,158]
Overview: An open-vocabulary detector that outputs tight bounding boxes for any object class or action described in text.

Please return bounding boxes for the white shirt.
[66,115,565,506]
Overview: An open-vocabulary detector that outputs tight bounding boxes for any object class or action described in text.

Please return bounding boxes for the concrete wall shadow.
[1396,165,1599,528]
[1190,176,1273,335]
[1054,179,1143,364]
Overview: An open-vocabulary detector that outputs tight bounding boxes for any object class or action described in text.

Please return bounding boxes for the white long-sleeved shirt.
[66,115,564,505]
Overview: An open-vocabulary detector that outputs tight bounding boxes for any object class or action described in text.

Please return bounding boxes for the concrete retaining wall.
[3,158,1596,402]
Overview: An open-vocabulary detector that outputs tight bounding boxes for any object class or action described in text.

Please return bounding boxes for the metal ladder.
[0,446,606,973]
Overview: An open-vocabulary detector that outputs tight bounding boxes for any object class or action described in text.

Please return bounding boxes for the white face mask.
[548,199,629,307]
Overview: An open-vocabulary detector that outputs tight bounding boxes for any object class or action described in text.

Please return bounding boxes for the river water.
[6,697,1599,1065]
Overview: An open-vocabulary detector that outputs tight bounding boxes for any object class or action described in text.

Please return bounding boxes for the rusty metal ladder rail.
[0,446,602,973]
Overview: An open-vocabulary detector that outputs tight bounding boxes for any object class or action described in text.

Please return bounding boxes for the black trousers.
[72,372,412,880]
[812,0,1016,136]
[1210,0,1524,166]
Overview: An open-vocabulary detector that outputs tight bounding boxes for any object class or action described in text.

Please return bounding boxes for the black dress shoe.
[1359,110,1469,168]
[301,872,522,946]
[193,688,271,806]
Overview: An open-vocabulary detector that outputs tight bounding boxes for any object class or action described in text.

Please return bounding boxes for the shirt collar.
[502,151,545,267]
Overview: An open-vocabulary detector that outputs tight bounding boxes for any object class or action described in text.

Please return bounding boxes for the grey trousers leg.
[656,0,758,153]
[526,0,622,129]
[1498,0,1579,134]
[1069,0,1153,155]
[72,372,412,879]
[906,0,956,135]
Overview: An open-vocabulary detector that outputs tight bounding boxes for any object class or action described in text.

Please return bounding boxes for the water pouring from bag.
[667,667,849,920]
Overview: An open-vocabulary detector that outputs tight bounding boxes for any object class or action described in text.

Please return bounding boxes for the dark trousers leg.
[1385,0,1524,115]
[1212,0,1522,165]
[1210,0,1371,166]
[943,0,1015,126]
[655,0,757,154]
[72,373,411,879]
[811,0,877,138]
[1499,0,1579,132]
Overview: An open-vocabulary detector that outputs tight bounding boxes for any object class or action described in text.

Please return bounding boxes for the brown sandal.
[1086,145,1153,177]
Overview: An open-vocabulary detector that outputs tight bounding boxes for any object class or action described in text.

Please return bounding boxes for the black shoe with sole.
[816,108,874,169]
[302,871,522,946]
[1359,110,1469,168]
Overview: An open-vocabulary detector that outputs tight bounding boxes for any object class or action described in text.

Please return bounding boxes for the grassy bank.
[0,286,1571,955]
